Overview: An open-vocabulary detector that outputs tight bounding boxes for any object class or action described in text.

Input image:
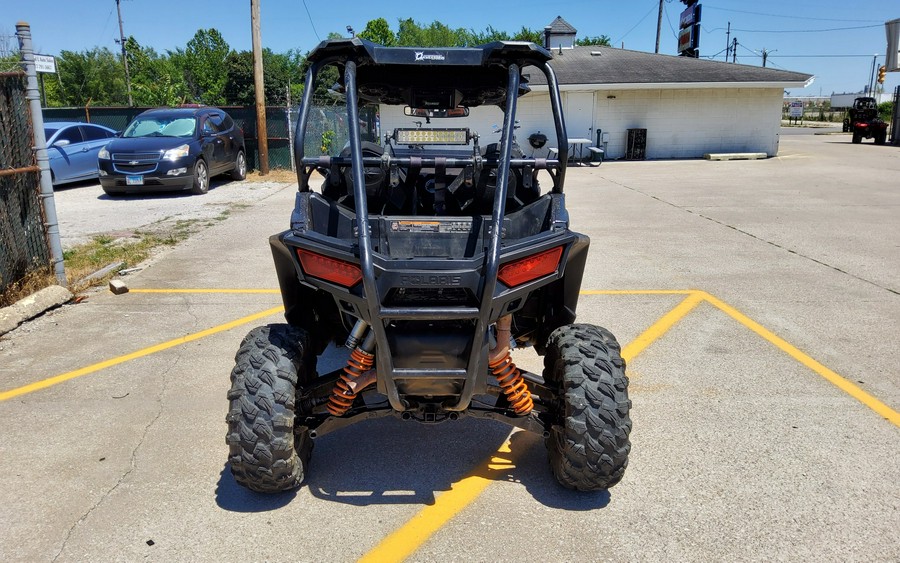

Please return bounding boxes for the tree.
[224,49,301,106]
[125,37,187,106]
[170,28,231,105]
[54,47,127,106]
[359,18,395,46]
[396,19,471,47]
[576,35,612,47]
[512,27,544,44]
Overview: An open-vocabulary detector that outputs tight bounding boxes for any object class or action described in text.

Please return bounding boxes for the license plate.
[126,175,144,186]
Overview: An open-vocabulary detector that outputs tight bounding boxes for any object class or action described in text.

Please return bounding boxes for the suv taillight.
[497,246,564,287]
[296,249,362,287]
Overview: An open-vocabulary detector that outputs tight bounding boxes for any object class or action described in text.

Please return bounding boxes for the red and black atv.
[225,39,631,494]
[848,97,887,145]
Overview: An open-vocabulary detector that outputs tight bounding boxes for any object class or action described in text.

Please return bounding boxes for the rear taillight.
[497,246,564,287]
[296,249,362,287]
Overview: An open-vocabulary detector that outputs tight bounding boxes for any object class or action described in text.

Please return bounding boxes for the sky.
[3,0,899,97]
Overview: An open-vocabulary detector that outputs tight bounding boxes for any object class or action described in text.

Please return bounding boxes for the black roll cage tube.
[290,54,569,412]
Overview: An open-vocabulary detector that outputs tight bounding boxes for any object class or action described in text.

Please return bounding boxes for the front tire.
[226,324,314,493]
[544,324,632,491]
[190,158,209,194]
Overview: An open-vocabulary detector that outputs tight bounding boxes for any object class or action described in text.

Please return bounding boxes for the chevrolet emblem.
[129,160,139,165]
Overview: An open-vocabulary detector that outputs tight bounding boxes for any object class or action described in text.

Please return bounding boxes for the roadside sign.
[789,101,803,118]
[34,54,56,73]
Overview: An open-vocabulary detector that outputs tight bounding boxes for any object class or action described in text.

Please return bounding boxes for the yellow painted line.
[580,289,695,295]
[358,437,522,563]
[620,291,705,362]
[699,291,900,428]
[358,298,696,562]
[0,306,284,402]
[126,289,280,294]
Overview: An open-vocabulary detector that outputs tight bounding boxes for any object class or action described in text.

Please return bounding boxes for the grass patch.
[0,268,57,308]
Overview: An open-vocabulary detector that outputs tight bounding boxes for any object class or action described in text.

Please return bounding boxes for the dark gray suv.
[98,106,246,196]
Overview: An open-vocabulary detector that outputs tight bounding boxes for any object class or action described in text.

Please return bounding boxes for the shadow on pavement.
[215,415,614,512]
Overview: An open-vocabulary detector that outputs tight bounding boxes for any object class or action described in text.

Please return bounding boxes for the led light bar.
[394,128,469,145]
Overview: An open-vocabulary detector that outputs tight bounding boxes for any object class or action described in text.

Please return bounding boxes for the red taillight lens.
[497,246,564,287]
[296,249,362,287]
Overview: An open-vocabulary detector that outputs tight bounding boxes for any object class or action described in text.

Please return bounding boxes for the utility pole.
[251,0,269,175]
[115,0,133,106]
[762,48,767,68]
[732,38,738,64]
[725,22,731,61]
[867,54,878,95]
[655,0,664,54]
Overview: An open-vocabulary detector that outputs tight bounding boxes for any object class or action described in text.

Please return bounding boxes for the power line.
[702,6,880,24]
[731,24,881,34]
[301,0,321,42]
[614,0,660,46]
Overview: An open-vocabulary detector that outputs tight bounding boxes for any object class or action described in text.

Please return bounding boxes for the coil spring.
[327,348,375,416]
[489,350,533,415]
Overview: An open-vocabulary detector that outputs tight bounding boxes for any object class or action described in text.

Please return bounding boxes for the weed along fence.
[43,104,380,172]
[0,72,51,297]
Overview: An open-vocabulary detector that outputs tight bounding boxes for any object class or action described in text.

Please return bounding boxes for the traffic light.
[877,65,887,84]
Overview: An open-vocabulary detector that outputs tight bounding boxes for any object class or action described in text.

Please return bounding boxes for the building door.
[565,91,595,142]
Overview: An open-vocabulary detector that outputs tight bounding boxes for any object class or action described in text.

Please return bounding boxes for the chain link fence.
[42,103,380,171]
[0,72,49,296]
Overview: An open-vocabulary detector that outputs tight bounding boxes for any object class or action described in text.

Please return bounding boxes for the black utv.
[226,39,631,493]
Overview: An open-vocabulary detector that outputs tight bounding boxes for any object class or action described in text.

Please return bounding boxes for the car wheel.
[543,323,632,491]
[226,324,315,493]
[190,159,209,195]
[231,150,247,181]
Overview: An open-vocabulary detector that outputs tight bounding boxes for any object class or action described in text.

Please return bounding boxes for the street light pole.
[867,54,878,95]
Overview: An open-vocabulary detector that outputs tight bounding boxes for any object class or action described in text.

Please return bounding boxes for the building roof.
[547,16,577,35]
[525,46,813,88]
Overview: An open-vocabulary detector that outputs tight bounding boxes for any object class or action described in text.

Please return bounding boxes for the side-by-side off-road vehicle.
[847,96,888,145]
[226,38,632,493]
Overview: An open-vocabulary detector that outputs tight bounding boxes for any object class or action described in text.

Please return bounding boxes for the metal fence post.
[16,21,66,286]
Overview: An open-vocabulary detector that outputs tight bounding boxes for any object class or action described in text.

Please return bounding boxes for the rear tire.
[226,324,314,493]
[231,149,247,181]
[851,131,862,144]
[874,131,886,145]
[543,324,632,491]
[190,158,209,194]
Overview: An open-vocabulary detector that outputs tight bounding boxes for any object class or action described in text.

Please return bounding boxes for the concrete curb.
[0,285,73,336]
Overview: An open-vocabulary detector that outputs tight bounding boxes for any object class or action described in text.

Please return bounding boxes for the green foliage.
[878,101,893,122]
[359,18,395,46]
[576,35,612,46]
[125,37,187,106]
[223,49,304,106]
[320,129,335,154]
[54,47,128,106]
[170,28,231,105]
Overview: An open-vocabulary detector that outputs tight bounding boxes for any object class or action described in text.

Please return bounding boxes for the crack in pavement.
[602,177,899,297]
[51,355,181,561]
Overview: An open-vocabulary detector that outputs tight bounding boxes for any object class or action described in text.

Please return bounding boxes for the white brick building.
[381,17,813,160]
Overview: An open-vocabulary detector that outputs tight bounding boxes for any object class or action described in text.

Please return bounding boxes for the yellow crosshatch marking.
[1,287,897,562]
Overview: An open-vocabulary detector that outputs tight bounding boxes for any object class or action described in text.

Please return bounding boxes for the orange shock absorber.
[327,347,375,416]
[488,350,534,415]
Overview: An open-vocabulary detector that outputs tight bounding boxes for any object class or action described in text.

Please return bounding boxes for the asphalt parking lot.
[0,131,897,561]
